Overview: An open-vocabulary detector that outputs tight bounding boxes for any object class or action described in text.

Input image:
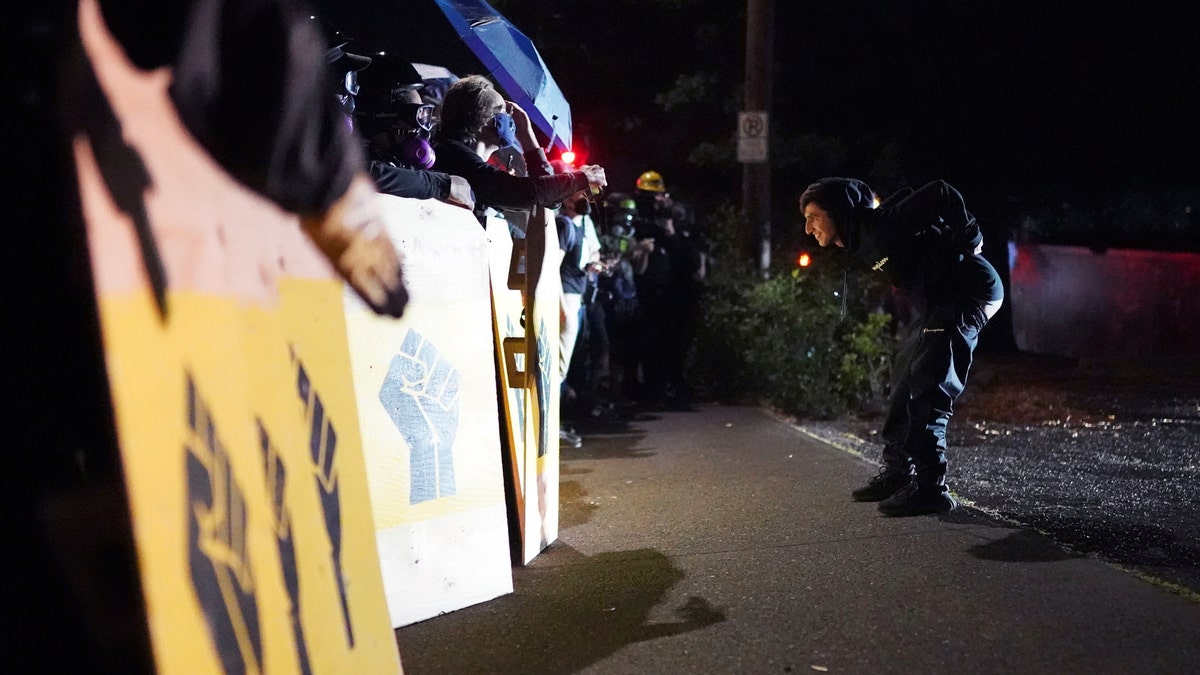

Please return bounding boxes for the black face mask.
[573,198,592,216]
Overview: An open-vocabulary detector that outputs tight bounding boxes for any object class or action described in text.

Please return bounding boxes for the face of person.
[475,90,506,147]
[394,89,434,134]
[803,202,842,248]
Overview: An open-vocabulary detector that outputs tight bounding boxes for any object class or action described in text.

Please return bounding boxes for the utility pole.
[740,0,773,271]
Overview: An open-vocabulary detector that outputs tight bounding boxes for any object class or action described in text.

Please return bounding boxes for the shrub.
[690,206,896,419]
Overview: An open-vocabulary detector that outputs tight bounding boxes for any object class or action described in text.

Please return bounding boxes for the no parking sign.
[737,111,769,163]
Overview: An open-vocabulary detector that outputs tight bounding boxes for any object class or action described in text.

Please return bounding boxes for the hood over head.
[799,177,876,252]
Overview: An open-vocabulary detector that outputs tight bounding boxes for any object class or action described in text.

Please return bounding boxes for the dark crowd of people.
[94,0,714,453]
[552,169,711,445]
[91,0,993,504]
[308,17,713,448]
[273,4,1006,515]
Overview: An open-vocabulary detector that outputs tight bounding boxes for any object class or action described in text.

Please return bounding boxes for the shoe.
[877,481,957,517]
[559,428,582,448]
[851,466,913,502]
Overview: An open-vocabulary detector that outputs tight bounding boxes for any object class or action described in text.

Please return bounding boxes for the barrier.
[73,1,400,671]
[1010,243,1200,359]
[347,196,513,627]
[488,210,562,564]
[65,0,567,660]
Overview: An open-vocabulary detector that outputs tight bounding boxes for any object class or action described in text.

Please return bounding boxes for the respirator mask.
[393,102,437,168]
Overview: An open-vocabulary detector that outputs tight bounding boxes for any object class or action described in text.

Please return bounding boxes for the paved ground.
[394,403,1200,674]
[798,351,1200,594]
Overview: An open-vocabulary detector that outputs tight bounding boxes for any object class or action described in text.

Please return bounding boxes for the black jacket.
[368,161,452,201]
[431,139,588,223]
[819,178,983,299]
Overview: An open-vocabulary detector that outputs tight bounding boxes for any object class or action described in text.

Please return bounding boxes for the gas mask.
[394,103,436,168]
[368,99,436,168]
[399,134,436,169]
[399,102,435,133]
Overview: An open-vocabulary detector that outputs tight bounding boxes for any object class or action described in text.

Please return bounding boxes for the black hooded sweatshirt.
[803,178,984,307]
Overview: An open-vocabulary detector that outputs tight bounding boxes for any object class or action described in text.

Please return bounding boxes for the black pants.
[880,254,1003,484]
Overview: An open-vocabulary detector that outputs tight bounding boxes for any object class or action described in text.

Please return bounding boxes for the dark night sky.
[770,2,1200,205]
[524,1,1198,219]
[322,1,1199,228]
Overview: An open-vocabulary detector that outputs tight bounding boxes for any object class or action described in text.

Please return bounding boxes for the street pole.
[742,0,773,271]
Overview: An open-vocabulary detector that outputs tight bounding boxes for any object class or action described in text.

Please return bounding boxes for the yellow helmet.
[636,170,666,192]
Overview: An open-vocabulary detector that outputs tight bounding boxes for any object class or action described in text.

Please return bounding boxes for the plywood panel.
[347,195,513,627]
[74,0,400,670]
[488,208,562,564]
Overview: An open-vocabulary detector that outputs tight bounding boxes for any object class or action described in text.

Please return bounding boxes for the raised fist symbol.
[379,330,461,504]
[185,377,262,673]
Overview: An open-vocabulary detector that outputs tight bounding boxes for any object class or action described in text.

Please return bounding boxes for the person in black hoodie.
[800,177,1004,516]
[431,75,605,225]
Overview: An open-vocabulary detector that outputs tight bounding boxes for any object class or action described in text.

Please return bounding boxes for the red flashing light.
[797,251,812,267]
[560,150,576,165]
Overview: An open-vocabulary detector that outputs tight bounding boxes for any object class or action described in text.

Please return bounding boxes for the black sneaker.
[877,481,957,517]
[851,466,913,502]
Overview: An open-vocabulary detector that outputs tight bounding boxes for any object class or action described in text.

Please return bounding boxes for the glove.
[301,173,409,317]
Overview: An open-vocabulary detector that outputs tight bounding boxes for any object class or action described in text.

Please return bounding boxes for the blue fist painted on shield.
[379,330,461,504]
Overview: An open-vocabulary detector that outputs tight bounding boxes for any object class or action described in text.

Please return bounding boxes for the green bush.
[691,206,896,419]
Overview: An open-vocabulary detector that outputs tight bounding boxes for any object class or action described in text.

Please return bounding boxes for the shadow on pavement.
[1018,514,1200,576]
[939,505,1084,563]
[966,529,1084,563]
[394,545,726,674]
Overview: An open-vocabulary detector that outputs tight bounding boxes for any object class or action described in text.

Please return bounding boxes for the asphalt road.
[394,400,1200,673]
[797,352,1200,596]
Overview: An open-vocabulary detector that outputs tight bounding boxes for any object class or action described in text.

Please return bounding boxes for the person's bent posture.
[800,177,1003,517]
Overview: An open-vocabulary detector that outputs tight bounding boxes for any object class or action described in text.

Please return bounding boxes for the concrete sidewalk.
[394,405,1200,674]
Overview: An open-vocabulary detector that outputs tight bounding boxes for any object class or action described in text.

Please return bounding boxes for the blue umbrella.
[432,0,572,152]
